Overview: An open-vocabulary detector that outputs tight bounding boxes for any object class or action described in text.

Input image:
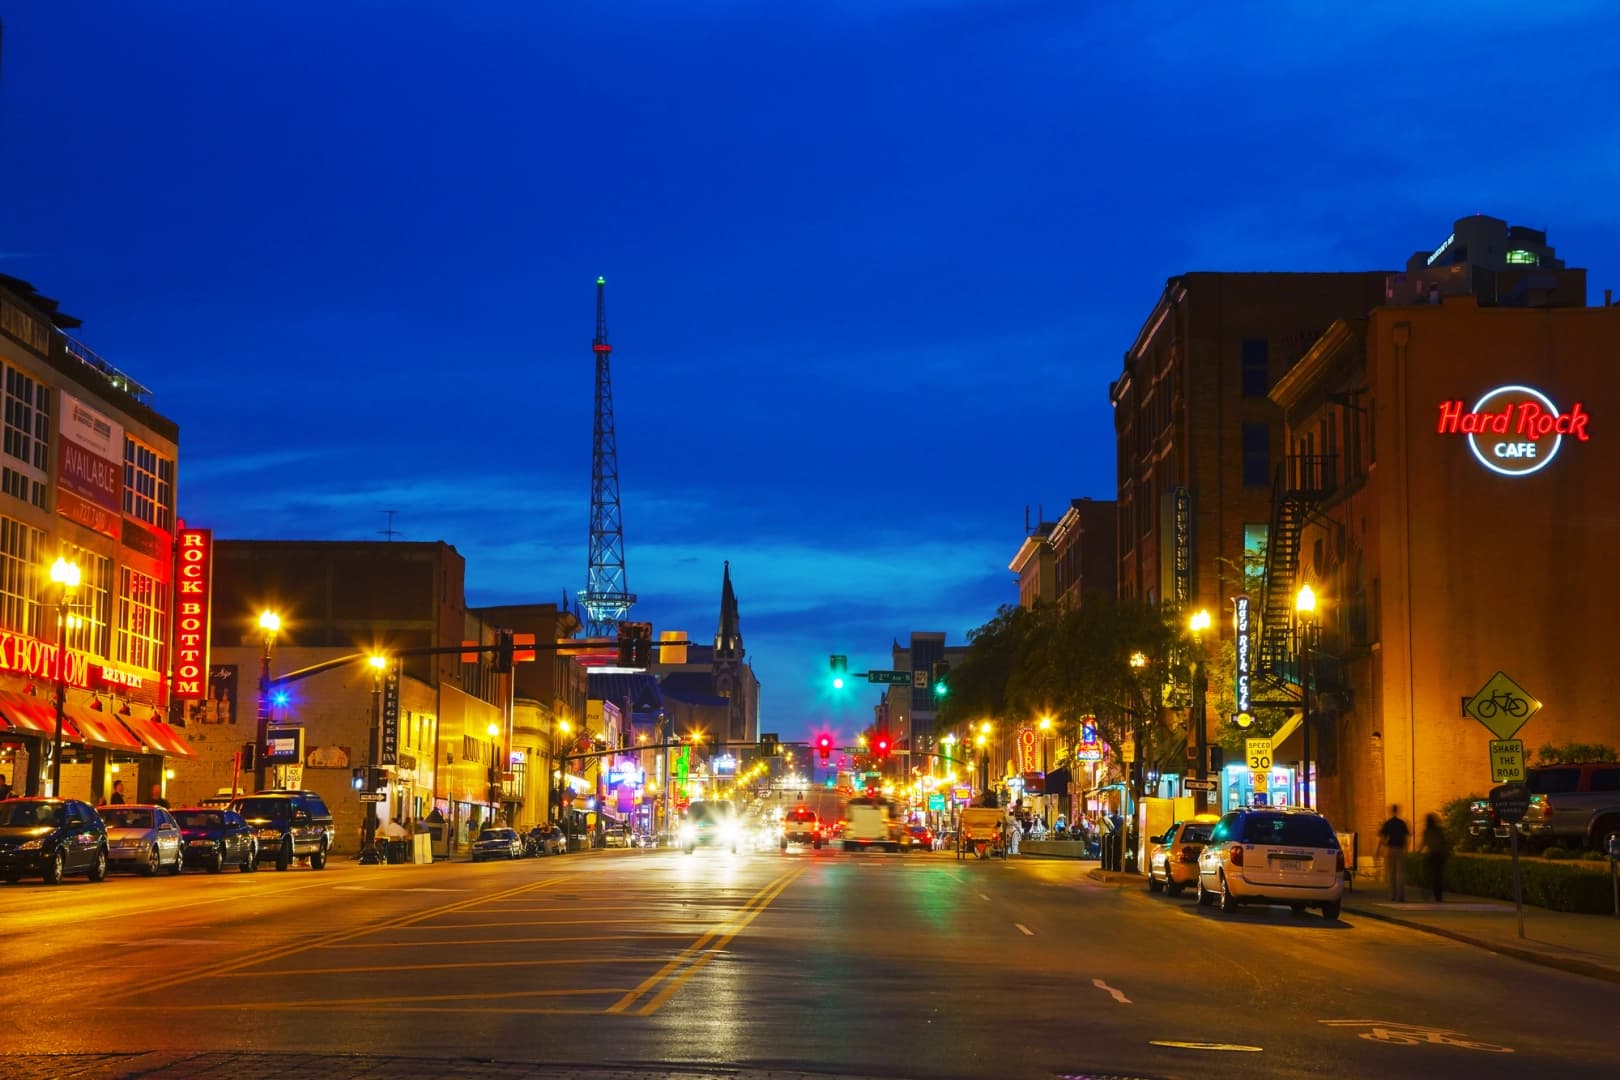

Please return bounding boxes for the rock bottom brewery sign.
[1437,384,1590,477]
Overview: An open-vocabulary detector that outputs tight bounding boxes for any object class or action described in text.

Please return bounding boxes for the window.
[1527,768,1579,795]
[1239,811,1336,846]
[1588,768,1620,793]
[1241,338,1269,397]
[2,367,49,509]
[123,438,175,530]
[1242,423,1270,487]
[116,566,169,672]
[1243,524,1268,594]
[1505,249,1539,266]
[0,515,43,635]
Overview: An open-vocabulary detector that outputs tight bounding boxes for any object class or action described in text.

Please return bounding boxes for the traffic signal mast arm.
[269,635,691,687]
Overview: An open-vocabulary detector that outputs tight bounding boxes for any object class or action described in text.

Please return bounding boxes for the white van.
[841,797,902,852]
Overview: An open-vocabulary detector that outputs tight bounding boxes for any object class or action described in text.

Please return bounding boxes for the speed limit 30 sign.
[1246,737,1273,771]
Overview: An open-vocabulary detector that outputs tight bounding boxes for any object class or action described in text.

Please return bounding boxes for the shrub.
[1543,846,1572,860]
[1440,795,1479,853]
[1404,852,1615,914]
[1533,742,1617,765]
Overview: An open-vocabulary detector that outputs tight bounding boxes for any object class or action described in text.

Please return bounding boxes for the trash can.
[387,839,411,864]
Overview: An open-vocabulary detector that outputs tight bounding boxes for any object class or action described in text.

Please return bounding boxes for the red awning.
[0,690,58,737]
[63,704,144,752]
[116,713,196,758]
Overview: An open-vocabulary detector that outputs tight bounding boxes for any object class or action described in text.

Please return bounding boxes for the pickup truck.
[1514,763,1620,852]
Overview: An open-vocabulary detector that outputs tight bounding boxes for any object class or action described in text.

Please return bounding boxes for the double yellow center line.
[608,866,803,1016]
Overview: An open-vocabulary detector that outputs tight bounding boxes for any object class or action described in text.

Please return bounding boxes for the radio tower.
[579,276,636,637]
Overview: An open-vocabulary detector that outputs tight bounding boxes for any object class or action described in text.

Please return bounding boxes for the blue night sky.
[3,4,1616,743]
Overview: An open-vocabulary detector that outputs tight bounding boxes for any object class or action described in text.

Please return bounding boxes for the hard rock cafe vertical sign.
[172,528,213,700]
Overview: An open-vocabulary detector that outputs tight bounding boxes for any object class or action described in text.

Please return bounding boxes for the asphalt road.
[4,845,1612,1079]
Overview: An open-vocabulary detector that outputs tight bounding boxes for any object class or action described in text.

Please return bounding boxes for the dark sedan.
[0,798,109,884]
[173,808,259,873]
[471,827,524,861]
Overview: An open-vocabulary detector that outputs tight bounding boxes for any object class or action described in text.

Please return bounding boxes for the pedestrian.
[110,780,127,804]
[149,783,169,808]
[1420,812,1450,903]
[0,773,14,801]
[1377,804,1410,901]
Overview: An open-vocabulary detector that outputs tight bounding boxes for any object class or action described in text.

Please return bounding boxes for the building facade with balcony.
[1266,295,1620,855]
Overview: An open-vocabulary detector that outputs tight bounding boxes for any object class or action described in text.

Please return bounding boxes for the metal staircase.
[1257,455,1335,683]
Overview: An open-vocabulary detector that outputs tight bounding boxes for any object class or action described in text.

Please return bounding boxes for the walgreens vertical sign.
[172,528,213,700]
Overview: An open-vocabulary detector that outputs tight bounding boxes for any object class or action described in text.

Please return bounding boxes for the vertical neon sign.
[172,528,212,700]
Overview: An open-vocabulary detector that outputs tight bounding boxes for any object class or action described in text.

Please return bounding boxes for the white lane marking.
[1319,1020,1513,1053]
[334,886,373,891]
[1150,1041,1263,1053]
[1093,978,1131,1004]
[979,893,991,901]
[1015,923,1033,936]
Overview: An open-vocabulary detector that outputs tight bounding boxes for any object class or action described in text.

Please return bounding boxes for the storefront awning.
[1270,713,1304,761]
[116,713,196,758]
[0,690,59,737]
[62,704,144,752]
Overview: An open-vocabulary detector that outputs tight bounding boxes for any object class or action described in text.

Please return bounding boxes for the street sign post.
[1183,777,1218,793]
[1489,739,1527,784]
[912,670,928,689]
[1245,738,1272,771]
[358,792,385,803]
[1464,671,1542,739]
[1490,783,1530,939]
[866,670,912,685]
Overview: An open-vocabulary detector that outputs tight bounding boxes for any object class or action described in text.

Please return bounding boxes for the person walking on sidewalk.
[1377,805,1410,901]
[1420,812,1450,902]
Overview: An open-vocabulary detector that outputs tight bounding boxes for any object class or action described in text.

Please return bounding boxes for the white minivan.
[1196,806,1345,920]
[841,796,902,852]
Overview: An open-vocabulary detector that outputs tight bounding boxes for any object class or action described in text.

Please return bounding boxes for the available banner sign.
[171,528,213,700]
[56,393,125,539]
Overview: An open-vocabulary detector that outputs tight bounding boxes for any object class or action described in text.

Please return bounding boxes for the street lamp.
[1188,609,1212,814]
[48,557,81,798]
[554,717,573,847]
[1295,585,1319,809]
[487,720,503,825]
[358,654,387,865]
[255,610,280,791]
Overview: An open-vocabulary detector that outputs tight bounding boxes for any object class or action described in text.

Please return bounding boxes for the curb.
[1344,903,1620,986]
[1086,868,1141,887]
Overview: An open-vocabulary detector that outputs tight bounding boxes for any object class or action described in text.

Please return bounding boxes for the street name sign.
[358,792,385,803]
[1489,739,1527,784]
[1489,783,1530,824]
[1183,777,1218,793]
[1464,670,1541,739]
[866,670,912,685]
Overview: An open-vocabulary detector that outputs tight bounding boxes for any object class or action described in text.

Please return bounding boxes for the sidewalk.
[1088,866,1620,983]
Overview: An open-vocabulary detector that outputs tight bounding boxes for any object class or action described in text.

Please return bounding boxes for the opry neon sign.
[1437,385,1590,477]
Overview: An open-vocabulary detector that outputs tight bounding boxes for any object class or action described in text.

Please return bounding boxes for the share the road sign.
[1464,671,1541,739]
[1489,739,1527,784]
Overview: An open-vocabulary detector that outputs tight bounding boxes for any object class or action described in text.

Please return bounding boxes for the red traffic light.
[817,734,832,751]
[874,734,891,757]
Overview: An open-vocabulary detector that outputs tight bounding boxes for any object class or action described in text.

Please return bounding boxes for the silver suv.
[1197,806,1345,920]
[231,790,335,871]
[1516,764,1620,851]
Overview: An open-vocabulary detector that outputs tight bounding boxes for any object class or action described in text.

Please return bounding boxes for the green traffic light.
[933,682,948,696]
[833,677,845,690]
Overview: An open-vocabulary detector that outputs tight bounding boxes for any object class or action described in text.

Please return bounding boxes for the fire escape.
[1257,453,1336,692]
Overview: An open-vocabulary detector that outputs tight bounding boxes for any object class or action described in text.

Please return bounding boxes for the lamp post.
[254,610,280,791]
[975,721,992,803]
[48,557,81,798]
[1038,715,1053,825]
[358,654,386,865]
[554,717,572,849]
[1188,610,1212,815]
[1295,585,1318,809]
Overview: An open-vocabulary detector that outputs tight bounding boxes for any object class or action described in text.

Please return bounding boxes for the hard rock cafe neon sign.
[1437,384,1589,477]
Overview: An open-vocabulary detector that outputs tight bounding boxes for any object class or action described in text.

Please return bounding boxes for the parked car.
[907,825,936,851]
[173,807,259,873]
[231,790,335,871]
[1515,763,1620,852]
[1147,815,1220,896]
[99,804,184,876]
[602,824,632,848]
[1196,806,1344,920]
[526,824,566,856]
[0,798,109,884]
[471,827,524,861]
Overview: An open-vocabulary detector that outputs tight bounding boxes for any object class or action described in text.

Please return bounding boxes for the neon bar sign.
[172,528,213,700]
[1437,384,1590,477]
[1232,594,1252,714]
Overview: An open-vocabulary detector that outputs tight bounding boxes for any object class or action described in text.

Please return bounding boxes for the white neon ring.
[1466,384,1563,477]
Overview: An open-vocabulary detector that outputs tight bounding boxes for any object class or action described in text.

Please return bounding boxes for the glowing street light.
[47,557,81,797]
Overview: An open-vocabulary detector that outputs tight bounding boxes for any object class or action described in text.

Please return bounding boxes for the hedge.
[1403,852,1617,914]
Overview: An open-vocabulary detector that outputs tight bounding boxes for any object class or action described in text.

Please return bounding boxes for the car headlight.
[719,822,740,843]
[678,824,696,842]
[19,839,44,850]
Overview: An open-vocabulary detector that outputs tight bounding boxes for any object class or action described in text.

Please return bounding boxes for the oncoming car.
[679,800,740,853]
[1196,806,1345,919]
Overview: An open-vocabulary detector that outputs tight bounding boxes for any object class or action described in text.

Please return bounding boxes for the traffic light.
[874,731,891,759]
[617,621,653,667]
[352,767,365,790]
[1209,746,1225,772]
[816,734,833,763]
[931,660,950,696]
[493,629,515,673]
[829,654,847,690]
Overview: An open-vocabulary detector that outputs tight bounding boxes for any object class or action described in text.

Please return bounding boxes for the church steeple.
[715,560,742,659]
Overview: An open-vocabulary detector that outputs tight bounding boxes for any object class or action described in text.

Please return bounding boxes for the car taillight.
[1335,850,1345,873]
[1539,796,1552,815]
[1230,846,1244,867]
[1177,847,1199,863]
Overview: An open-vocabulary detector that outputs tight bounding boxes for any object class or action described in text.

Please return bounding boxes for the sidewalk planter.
[1020,840,1093,859]
[1405,852,1616,914]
